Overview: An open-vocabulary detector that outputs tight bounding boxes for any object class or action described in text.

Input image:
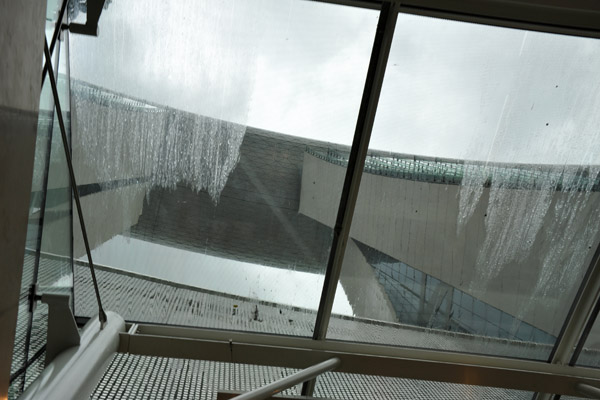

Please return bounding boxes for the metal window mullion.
[303,2,399,396]
[312,0,399,343]
[534,241,600,400]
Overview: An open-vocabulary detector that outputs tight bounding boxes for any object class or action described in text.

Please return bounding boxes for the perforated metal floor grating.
[92,354,302,400]
[74,262,555,361]
[92,353,534,399]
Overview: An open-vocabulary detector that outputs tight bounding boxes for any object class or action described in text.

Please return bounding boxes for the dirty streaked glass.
[576,314,600,368]
[324,13,600,360]
[69,0,378,335]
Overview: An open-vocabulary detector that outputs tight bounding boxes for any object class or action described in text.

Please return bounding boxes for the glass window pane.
[325,13,600,359]
[10,28,72,400]
[38,33,73,297]
[576,313,600,368]
[69,0,378,335]
[44,0,63,43]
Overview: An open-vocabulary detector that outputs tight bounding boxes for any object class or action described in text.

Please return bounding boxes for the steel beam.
[118,324,600,397]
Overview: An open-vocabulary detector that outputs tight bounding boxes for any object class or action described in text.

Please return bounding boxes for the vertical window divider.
[534,241,600,400]
[303,1,400,395]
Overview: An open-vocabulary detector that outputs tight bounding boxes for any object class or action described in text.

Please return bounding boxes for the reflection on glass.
[38,34,73,295]
[324,13,600,359]
[69,0,377,335]
[10,29,73,400]
[8,77,54,398]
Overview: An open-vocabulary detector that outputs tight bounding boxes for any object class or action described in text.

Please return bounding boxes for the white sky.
[88,235,354,315]
[71,0,600,164]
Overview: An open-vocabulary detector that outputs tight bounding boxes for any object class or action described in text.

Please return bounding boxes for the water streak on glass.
[9,26,73,400]
[69,0,378,334]
[324,13,600,360]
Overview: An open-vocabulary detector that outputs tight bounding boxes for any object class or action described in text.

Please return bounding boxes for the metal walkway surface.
[91,353,531,400]
[74,260,563,361]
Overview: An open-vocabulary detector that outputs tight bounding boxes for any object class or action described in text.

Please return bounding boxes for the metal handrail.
[232,358,341,400]
[575,383,600,399]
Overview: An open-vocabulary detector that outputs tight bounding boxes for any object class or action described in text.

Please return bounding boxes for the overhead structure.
[6,0,600,399]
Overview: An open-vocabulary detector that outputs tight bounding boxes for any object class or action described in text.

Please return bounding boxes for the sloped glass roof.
[65,0,600,362]
[325,12,600,362]
[15,0,600,398]
[69,0,378,321]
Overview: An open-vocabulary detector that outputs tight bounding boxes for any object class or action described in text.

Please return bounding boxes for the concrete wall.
[0,1,47,397]
[300,153,600,336]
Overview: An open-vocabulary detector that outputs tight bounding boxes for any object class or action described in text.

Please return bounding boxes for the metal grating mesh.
[92,353,537,400]
[75,263,317,337]
[91,354,302,400]
[8,353,46,400]
[75,262,554,360]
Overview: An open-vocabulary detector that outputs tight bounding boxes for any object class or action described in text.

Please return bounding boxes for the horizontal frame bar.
[312,0,398,342]
[309,0,600,38]
[119,324,600,397]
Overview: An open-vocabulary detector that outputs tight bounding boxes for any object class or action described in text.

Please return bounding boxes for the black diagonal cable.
[43,39,107,328]
[41,0,69,89]
[9,345,47,385]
